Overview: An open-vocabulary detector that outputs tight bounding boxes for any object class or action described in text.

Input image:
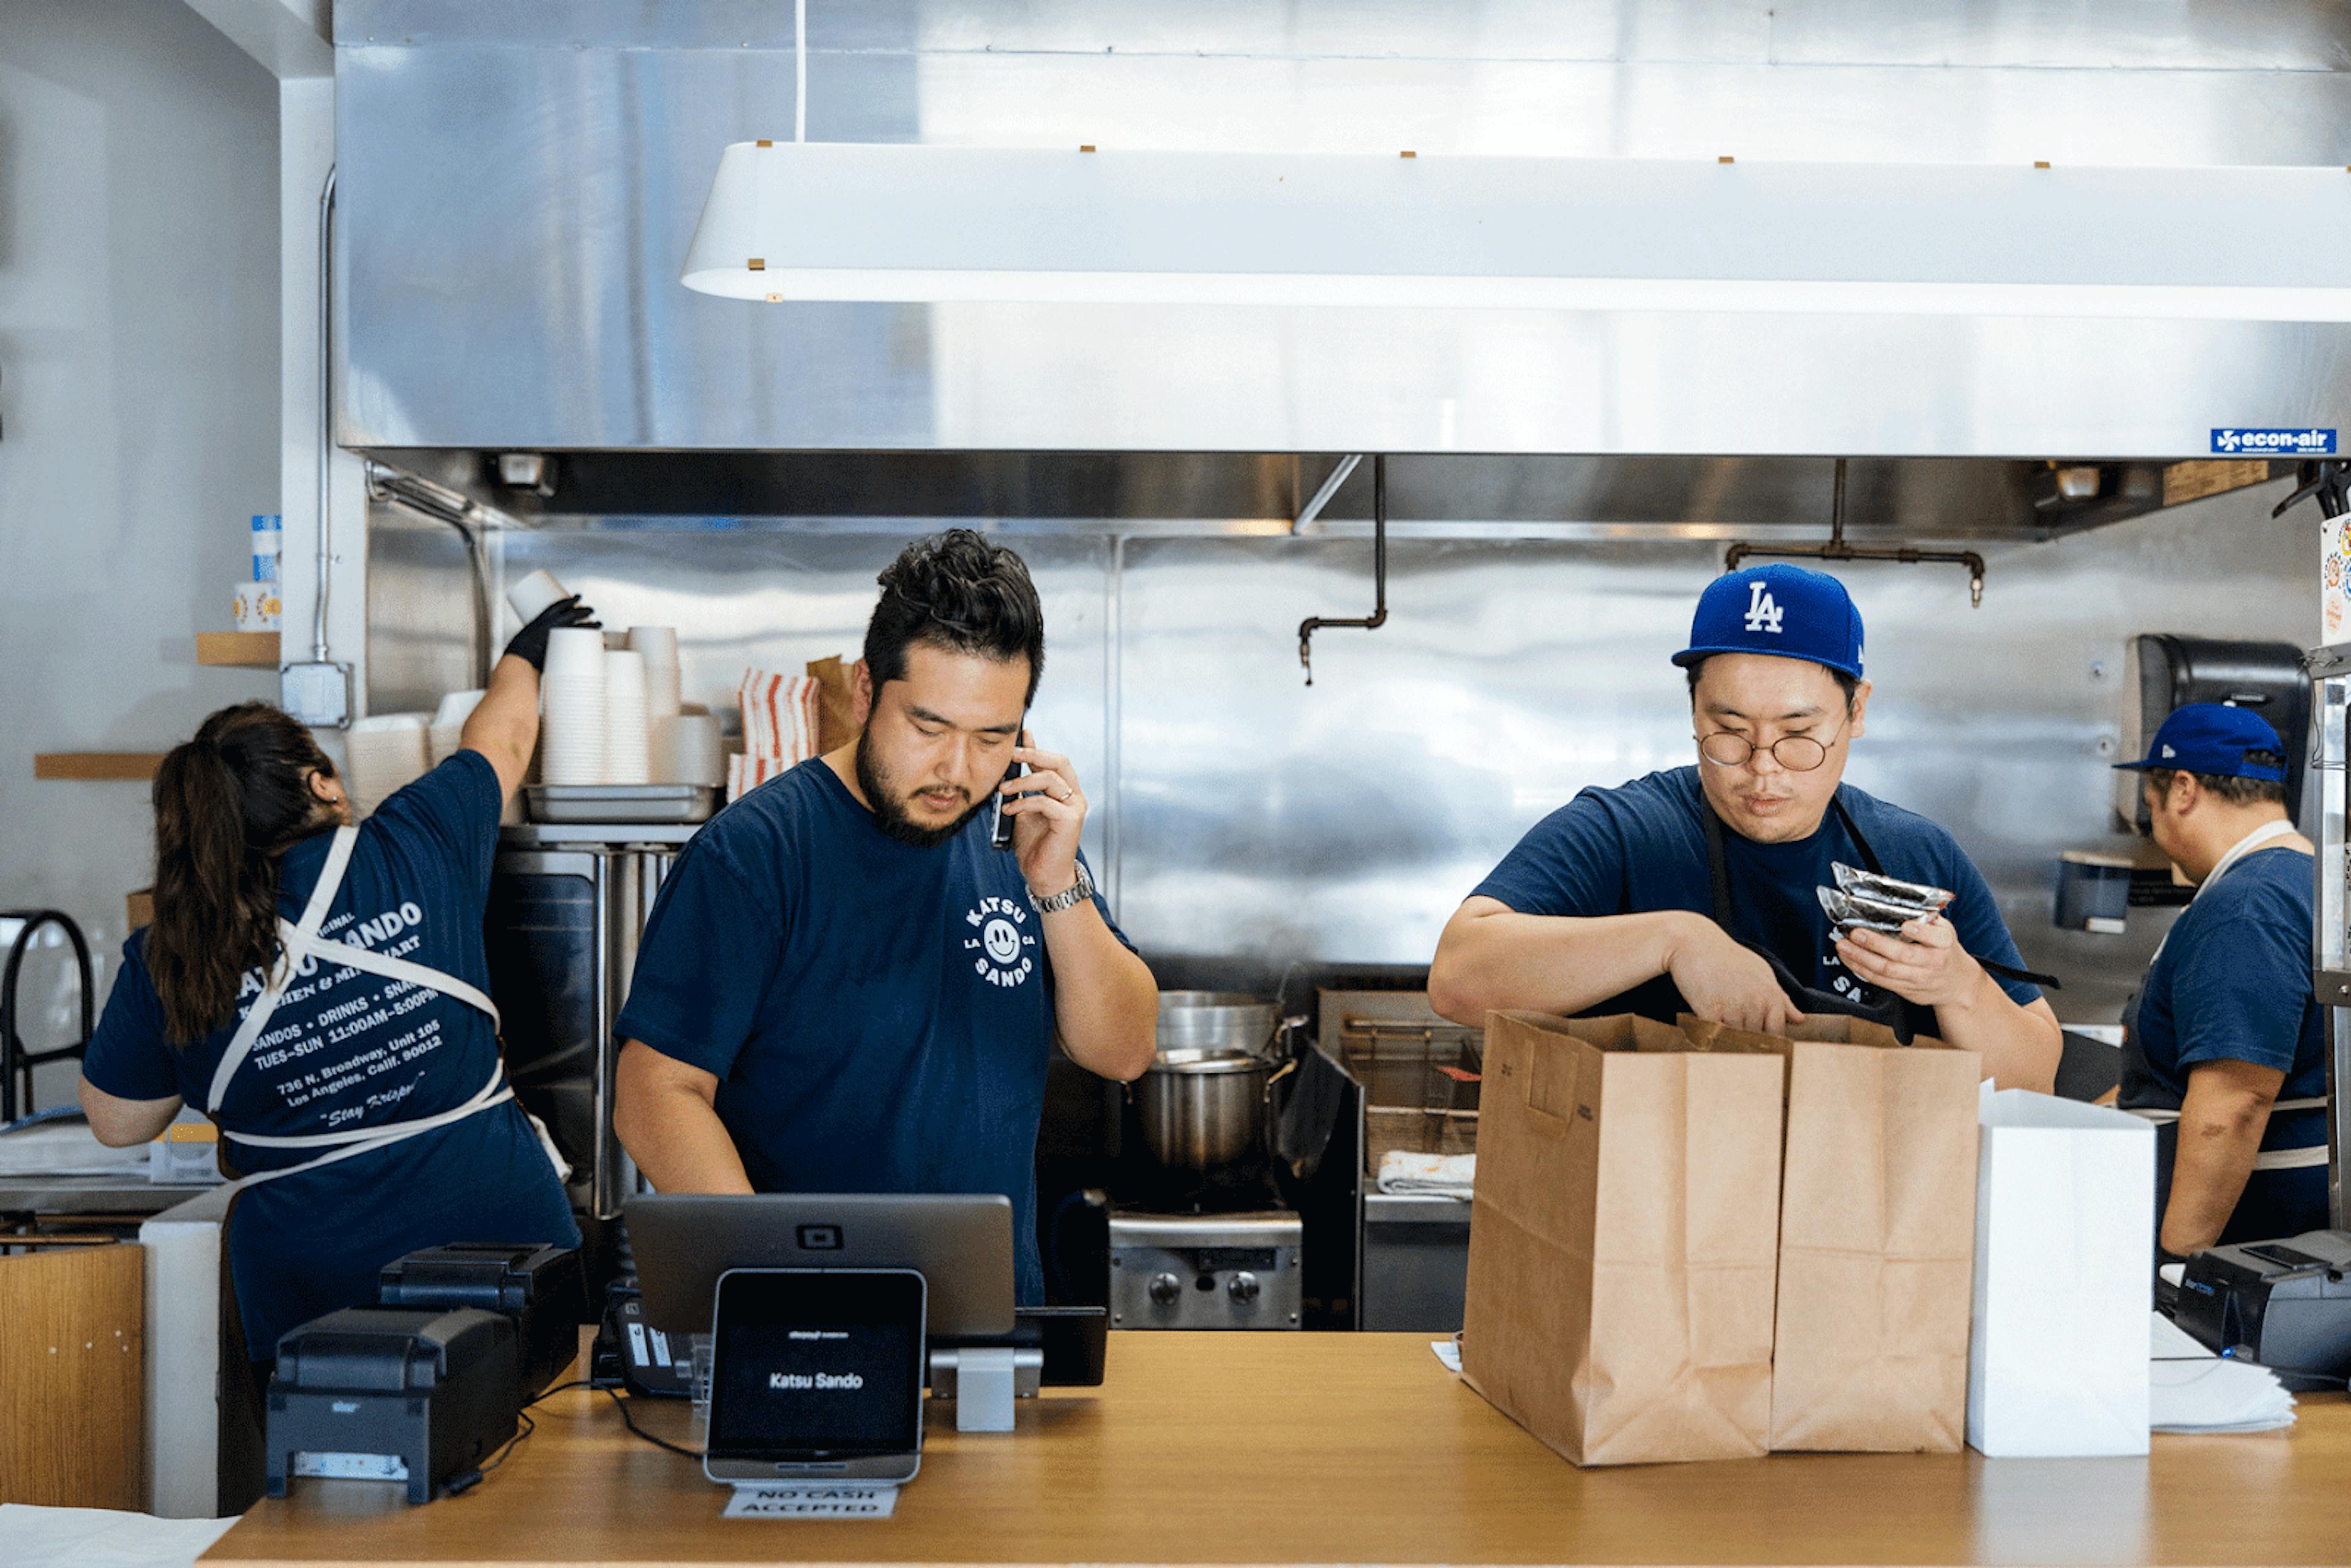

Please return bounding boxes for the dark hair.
[862,529,1045,705]
[1684,656,1861,711]
[2142,751,2290,809]
[146,703,339,1045]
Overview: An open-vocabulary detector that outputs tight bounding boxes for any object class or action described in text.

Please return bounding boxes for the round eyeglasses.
[1695,717,1847,773]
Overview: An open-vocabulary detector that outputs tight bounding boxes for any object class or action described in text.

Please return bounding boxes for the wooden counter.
[208,1333,2351,1568]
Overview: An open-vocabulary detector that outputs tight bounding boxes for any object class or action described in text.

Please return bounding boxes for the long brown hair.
[147,703,341,1044]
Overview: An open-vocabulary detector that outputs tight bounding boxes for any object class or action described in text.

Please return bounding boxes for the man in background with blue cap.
[2113,703,2323,1257]
[1431,563,2061,1090]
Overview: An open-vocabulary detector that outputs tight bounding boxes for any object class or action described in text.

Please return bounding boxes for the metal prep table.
[0,1176,212,1217]
[490,821,696,1221]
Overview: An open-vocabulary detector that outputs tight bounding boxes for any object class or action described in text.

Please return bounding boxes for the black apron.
[1703,796,2056,1044]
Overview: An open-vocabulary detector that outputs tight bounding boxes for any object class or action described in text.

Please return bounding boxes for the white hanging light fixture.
[680,142,2351,321]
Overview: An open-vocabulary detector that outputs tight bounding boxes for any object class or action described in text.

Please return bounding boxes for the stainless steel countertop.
[0,1175,217,1216]
[499,822,702,847]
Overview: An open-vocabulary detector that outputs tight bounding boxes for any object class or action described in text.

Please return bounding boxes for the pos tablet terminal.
[704,1269,927,1485]
[624,1193,1103,1434]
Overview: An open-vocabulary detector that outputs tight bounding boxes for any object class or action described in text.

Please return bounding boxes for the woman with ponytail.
[79,597,599,1384]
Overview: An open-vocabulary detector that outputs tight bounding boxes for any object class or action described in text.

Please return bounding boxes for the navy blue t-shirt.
[82,752,578,1356]
[1471,766,2038,1023]
[615,759,1130,1304]
[2124,847,2323,1112]
[2123,846,2325,1245]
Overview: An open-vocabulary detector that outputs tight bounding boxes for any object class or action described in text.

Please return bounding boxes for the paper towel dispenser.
[2115,635,2309,835]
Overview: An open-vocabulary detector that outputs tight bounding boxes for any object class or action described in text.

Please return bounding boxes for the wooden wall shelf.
[195,631,280,667]
[34,752,167,782]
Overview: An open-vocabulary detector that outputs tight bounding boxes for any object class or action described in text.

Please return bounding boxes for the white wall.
[0,0,281,1105]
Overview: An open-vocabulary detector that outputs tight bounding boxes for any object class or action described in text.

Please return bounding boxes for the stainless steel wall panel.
[337,42,930,451]
[362,471,2316,1029]
[1766,2,2351,71]
[915,308,2351,457]
[336,1,2350,73]
[335,4,2351,457]
[1107,478,2315,1024]
[367,502,481,713]
[896,51,2351,163]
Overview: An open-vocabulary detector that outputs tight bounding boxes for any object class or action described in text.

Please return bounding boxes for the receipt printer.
[266,1307,520,1504]
[379,1242,584,1397]
[2175,1229,2351,1391]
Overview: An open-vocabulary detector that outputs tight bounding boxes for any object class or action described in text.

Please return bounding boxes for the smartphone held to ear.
[991,760,1024,852]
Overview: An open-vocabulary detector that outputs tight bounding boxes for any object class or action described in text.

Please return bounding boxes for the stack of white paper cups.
[628,626,681,719]
[506,568,569,625]
[539,626,607,785]
[653,712,726,786]
[602,649,652,785]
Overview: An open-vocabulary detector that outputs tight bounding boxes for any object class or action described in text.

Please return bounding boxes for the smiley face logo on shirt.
[962,896,1037,989]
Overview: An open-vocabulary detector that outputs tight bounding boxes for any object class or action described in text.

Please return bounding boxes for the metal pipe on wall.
[312,164,335,664]
[1726,459,1989,607]
[1297,456,1389,686]
[364,463,496,686]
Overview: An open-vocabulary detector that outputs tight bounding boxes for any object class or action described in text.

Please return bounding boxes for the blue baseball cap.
[1671,563,1865,680]
[2113,703,2287,782]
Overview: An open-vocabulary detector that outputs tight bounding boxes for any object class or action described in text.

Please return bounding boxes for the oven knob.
[1227,1271,1261,1305]
[1147,1272,1183,1306]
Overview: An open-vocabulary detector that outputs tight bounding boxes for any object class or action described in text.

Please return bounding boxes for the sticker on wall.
[2327,515,2351,644]
[2213,427,2336,456]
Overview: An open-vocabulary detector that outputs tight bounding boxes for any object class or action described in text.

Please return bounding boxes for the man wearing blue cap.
[1431,563,2061,1090]
[2113,703,2323,1256]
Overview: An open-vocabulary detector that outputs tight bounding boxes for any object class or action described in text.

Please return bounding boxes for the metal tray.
[525,784,719,825]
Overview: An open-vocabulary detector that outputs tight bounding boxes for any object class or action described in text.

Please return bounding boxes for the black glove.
[504,595,599,671]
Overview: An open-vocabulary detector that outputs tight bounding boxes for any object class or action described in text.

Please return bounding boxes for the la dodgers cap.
[2112,702,2287,782]
[1671,563,1865,680]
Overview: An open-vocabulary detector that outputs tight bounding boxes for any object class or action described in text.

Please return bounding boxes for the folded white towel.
[1378,1150,1475,1198]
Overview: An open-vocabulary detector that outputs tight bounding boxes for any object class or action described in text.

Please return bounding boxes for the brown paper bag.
[1684,1015,1982,1453]
[1459,1013,1785,1466]
[804,655,862,754]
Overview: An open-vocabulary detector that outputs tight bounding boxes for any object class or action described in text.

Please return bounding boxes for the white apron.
[205,825,568,1190]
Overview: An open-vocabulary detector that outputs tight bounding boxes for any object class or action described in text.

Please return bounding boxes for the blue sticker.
[2212,427,2336,456]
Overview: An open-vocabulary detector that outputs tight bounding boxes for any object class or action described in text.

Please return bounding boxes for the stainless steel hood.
[334,0,2351,460]
[355,448,2274,541]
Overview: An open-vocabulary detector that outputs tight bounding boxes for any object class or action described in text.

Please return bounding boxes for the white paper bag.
[1965,1087,2155,1457]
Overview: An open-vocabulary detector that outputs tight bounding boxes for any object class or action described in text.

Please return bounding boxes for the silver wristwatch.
[1027,860,1097,915]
